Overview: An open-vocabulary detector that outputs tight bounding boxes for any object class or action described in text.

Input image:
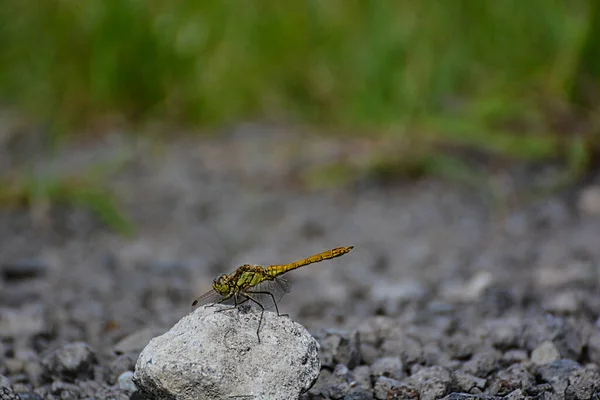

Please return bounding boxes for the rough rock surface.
[133,304,320,400]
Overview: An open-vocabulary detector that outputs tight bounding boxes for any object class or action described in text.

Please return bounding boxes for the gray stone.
[370,356,405,381]
[373,376,406,400]
[460,348,501,377]
[41,342,95,381]
[0,387,20,400]
[537,359,581,395]
[452,371,486,393]
[405,366,452,400]
[107,354,135,385]
[0,306,46,339]
[117,371,137,393]
[134,305,320,400]
[565,367,600,400]
[532,341,560,365]
[1,259,47,281]
[315,328,361,369]
[503,389,525,400]
[586,328,600,365]
[476,318,521,350]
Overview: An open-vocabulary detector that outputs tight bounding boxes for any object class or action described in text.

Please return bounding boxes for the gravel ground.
[1,127,600,399]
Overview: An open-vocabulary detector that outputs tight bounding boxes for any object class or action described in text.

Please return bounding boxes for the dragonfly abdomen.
[264,246,354,278]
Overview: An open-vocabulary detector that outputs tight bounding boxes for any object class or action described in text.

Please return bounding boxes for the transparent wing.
[191,288,224,309]
[243,276,291,311]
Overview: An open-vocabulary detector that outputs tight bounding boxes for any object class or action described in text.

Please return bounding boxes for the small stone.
[586,328,600,365]
[476,318,520,350]
[0,387,20,400]
[495,363,535,390]
[565,367,600,400]
[502,349,528,364]
[460,348,501,377]
[488,378,520,396]
[315,328,361,369]
[440,394,497,400]
[503,389,525,400]
[372,376,404,400]
[0,307,46,339]
[405,366,452,400]
[578,185,600,215]
[134,305,320,400]
[50,381,80,399]
[380,335,422,366]
[537,359,581,395]
[107,354,135,385]
[0,374,10,389]
[443,271,493,302]
[352,366,372,390]
[117,371,137,393]
[543,291,580,314]
[532,341,560,365]
[452,371,486,393]
[41,342,95,381]
[370,356,404,381]
[1,259,47,281]
[444,333,479,360]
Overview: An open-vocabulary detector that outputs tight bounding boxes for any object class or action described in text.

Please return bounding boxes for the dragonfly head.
[212,274,230,296]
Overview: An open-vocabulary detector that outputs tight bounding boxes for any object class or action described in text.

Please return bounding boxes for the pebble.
[370,356,405,381]
[372,376,405,400]
[107,354,135,385]
[586,328,600,365]
[117,371,137,393]
[460,348,501,377]
[1,260,47,282]
[0,375,10,389]
[315,328,361,369]
[475,317,520,350]
[0,387,20,400]
[0,307,46,339]
[452,371,486,393]
[537,359,581,395]
[404,366,452,400]
[578,185,600,215]
[566,367,600,400]
[531,341,560,365]
[41,342,95,381]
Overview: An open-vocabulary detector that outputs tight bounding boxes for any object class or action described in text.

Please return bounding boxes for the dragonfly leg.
[207,294,232,309]
[215,294,251,313]
[246,290,289,318]
[241,293,266,344]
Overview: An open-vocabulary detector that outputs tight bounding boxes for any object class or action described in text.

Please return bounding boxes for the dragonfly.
[192,246,354,343]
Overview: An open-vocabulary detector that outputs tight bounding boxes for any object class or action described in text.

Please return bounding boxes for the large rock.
[133,304,320,400]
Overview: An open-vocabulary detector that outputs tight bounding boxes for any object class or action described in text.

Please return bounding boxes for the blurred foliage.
[0,154,134,235]
[1,0,600,206]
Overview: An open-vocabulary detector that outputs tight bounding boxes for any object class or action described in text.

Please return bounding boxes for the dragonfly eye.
[213,274,229,295]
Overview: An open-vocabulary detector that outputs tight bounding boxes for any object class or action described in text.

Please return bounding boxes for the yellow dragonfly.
[192,246,354,343]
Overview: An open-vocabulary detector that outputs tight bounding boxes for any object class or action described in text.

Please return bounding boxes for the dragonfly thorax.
[212,274,231,296]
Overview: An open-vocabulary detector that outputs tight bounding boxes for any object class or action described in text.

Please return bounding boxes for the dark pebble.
[537,359,581,395]
[41,342,95,381]
[0,387,20,400]
[370,356,405,381]
[315,329,361,369]
[404,366,452,400]
[1,260,47,281]
[565,367,600,400]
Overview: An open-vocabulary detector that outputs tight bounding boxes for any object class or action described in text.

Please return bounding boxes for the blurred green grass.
[0,1,599,232]
[0,2,589,135]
